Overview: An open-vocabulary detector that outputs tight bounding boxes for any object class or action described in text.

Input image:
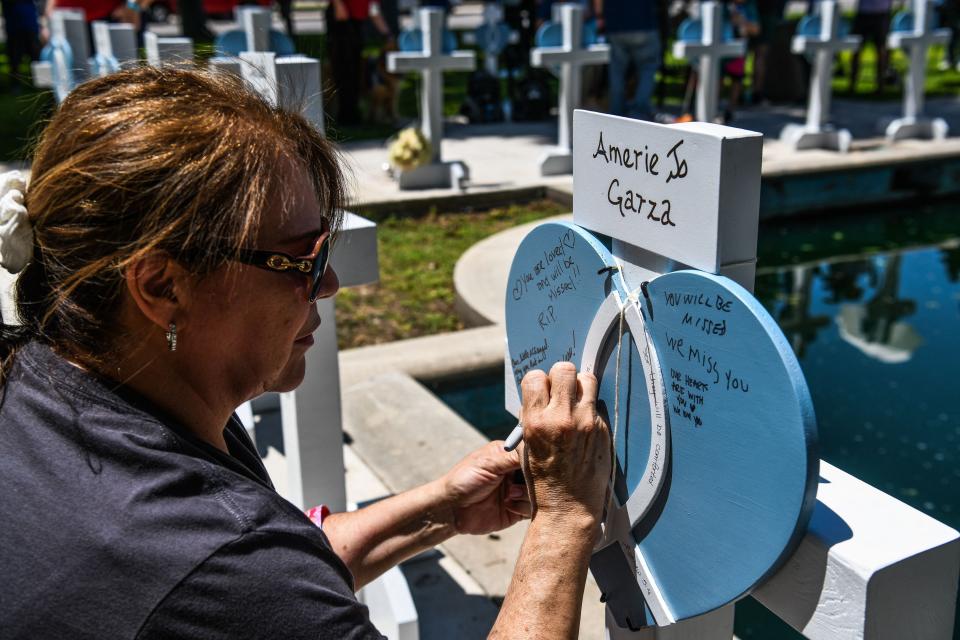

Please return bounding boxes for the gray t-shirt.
[0,341,384,639]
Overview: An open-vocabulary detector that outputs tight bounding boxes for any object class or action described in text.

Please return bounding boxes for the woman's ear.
[123,252,189,331]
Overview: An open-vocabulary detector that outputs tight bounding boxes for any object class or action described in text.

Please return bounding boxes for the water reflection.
[754,207,960,534]
[836,255,923,364]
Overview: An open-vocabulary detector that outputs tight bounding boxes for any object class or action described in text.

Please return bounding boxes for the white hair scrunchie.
[0,170,33,274]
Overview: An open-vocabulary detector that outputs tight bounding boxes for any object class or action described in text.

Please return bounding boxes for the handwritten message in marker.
[572,110,762,273]
[504,222,621,396]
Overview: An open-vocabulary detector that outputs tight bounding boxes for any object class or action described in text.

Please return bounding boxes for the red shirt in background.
[55,0,121,22]
[343,0,371,20]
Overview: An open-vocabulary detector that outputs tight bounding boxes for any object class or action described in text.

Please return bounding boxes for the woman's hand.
[442,442,531,535]
[521,362,611,526]
[488,363,611,638]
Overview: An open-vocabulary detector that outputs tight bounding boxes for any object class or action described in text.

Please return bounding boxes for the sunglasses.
[233,230,332,303]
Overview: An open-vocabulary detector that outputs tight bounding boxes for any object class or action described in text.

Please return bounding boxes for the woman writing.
[0,67,611,638]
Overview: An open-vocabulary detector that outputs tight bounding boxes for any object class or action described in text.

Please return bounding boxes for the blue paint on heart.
[534,19,601,48]
[398,27,459,53]
[214,29,296,56]
[475,22,511,54]
[639,270,819,621]
[599,332,655,505]
[675,17,736,43]
[505,227,819,626]
[504,222,620,389]
[505,223,661,527]
[796,13,852,39]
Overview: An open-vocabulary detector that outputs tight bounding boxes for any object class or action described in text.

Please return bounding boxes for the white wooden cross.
[209,6,278,77]
[885,0,951,141]
[672,1,745,124]
[238,51,325,133]
[507,109,960,638]
[529,3,609,176]
[237,6,273,53]
[272,212,378,512]
[145,32,194,68]
[780,1,861,152]
[31,9,91,102]
[91,21,138,77]
[387,7,476,190]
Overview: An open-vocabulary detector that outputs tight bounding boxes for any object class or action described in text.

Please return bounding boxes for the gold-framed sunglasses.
[233,231,332,303]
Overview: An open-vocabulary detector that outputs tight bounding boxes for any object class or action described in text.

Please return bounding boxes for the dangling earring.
[166,322,178,352]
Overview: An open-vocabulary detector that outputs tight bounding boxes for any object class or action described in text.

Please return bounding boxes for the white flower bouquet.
[387,127,431,171]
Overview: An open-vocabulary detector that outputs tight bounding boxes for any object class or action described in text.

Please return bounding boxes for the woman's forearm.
[490,511,599,639]
[321,479,456,589]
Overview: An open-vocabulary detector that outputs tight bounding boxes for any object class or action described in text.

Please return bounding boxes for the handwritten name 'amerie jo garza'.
[592,130,689,226]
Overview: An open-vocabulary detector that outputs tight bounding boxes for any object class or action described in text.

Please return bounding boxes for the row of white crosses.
[32,10,195,101]
[387,7,476,190]
[672,0,952,150]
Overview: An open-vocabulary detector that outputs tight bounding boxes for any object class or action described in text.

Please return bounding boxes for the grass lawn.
[334,199,566,349]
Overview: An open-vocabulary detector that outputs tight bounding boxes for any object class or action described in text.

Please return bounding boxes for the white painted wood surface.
[145,32,194,67]
[753,460,960,640]
[277,212,378,512]
[239,6,273,53]
[91,21,138,76]
[51,9,90,83]
[572,110,762,274]
[359,565,420,640]
[32,10,90,101]
[235,52,325,133]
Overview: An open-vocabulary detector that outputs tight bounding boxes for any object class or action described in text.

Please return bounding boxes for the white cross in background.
[31,10,90,102]
[238,6,273,53]
[780,0,861,152]
[886,0,951,141]
[388,7,475,166]
[92,21,138,77]
[145,32,195,68]
[672,1,745,124]
[239,52,325,133]
[386,7,476,189]
[530,3,609,176]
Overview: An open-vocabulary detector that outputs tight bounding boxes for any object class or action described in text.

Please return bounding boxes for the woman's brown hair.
[0,65,345,381]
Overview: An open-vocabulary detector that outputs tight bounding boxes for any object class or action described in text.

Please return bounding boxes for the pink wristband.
[305,504,330,529]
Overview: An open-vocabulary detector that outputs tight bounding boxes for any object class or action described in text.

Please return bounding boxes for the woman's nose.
[315,266,340,301]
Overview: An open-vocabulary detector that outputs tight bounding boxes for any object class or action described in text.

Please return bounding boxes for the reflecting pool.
[428,201,960,638]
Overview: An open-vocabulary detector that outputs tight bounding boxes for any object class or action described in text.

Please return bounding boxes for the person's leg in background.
[628,29,660,119]
[326,9,364,125]
[279,0,294,36]
[607,32,630,116]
